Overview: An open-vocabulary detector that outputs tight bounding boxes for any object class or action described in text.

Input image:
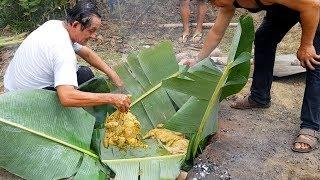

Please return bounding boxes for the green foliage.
[0,90,110,179]
[0,0,73,33]
[165,15,255,169]
[112,15,254,172]
[0,15,254,179]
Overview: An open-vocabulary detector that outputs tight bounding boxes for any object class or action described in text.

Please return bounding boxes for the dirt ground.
[0,1,318,179]
[188,75,320,180]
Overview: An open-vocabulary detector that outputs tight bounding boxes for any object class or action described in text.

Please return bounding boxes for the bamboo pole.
[1,32,27,42]
[0,33,26,48]
[0,40,24,47]
[158,22,238,28]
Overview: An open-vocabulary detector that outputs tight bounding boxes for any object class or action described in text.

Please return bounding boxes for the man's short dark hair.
[66,0,101,29]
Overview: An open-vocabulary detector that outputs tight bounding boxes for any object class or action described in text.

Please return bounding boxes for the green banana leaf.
[163,15,254,166]
[79,77,117,128]
[97,42,189,179]
[77,77,186,180]
[0,90,109,179]
[99,15,254,177]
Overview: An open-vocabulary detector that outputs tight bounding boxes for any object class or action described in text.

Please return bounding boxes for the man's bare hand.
[112,94,131,112]
[179,59,198,67]
[297,45,320,70]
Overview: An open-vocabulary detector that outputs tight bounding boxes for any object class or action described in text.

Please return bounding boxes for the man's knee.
[77,66,94,85]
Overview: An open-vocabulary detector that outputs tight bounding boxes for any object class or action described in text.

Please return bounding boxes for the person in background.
[4,0,130,112]
[180,0,208,43]
[180,0,320,153]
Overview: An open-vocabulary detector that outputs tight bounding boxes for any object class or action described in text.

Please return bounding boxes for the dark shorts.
[44,66,94,91]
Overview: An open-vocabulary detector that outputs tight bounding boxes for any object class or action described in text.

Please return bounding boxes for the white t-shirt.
[4,20,83,92]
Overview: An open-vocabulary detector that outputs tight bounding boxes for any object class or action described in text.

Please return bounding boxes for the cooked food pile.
[143,124,189,154]
[103,110,147,149]
[104,111,188,154]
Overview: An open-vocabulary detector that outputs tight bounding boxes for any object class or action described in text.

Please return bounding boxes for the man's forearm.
[197,7,234,61]
[198,30,223,60]
[85,50,116,78]
[91,57,123,86]
[56,85,130,112]
[277,0,320,47]
[300,8,319,47]
[57,87,117,107]
[79,47,123,86]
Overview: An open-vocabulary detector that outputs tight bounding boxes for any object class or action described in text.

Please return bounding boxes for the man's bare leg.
[193,0,207,42]
[180,0,191,42]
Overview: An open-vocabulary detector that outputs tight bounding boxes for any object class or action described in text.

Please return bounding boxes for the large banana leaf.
[0,90,109,179]
[78,77,186,180]
[100,15,254,178]
[0,15,254,180]
[163,15,254,165]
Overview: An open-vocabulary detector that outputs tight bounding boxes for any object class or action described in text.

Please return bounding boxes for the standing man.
[4,0,130,112]
[180,0,208,43]
[181,0,320,152]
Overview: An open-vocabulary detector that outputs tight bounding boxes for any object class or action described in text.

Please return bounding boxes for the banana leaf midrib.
[0,117,98,159]
[187,15,254,160]
[130,71,182,107]
[192,61,232,154]
[102,153,185,163]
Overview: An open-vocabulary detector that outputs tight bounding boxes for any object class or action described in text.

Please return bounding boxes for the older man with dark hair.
[4,0,130,112]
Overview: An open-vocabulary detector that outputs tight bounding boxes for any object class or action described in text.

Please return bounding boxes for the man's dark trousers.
[249,4,320,131]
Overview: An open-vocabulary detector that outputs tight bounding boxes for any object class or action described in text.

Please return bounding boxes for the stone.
[272,54,306,77]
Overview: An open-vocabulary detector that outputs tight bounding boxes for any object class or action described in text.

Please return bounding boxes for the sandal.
[230,96,271,109]
[191,32,203,43]
[178,32,190,43]
[292,128,319,153]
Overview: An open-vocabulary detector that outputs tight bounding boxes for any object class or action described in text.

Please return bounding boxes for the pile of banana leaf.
[0,15,254,179]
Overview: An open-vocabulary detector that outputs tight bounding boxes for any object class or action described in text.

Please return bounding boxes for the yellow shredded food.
[104,111,189,154]
[143,124,189,154]
[103,110,147,149]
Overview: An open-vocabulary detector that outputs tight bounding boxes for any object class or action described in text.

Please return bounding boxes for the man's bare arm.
[198,6,235,60]
[56,85,130,112]
[76,46,124,87]
[274,0,319,45]
[180,6,235,66]
[273,0,320,69]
